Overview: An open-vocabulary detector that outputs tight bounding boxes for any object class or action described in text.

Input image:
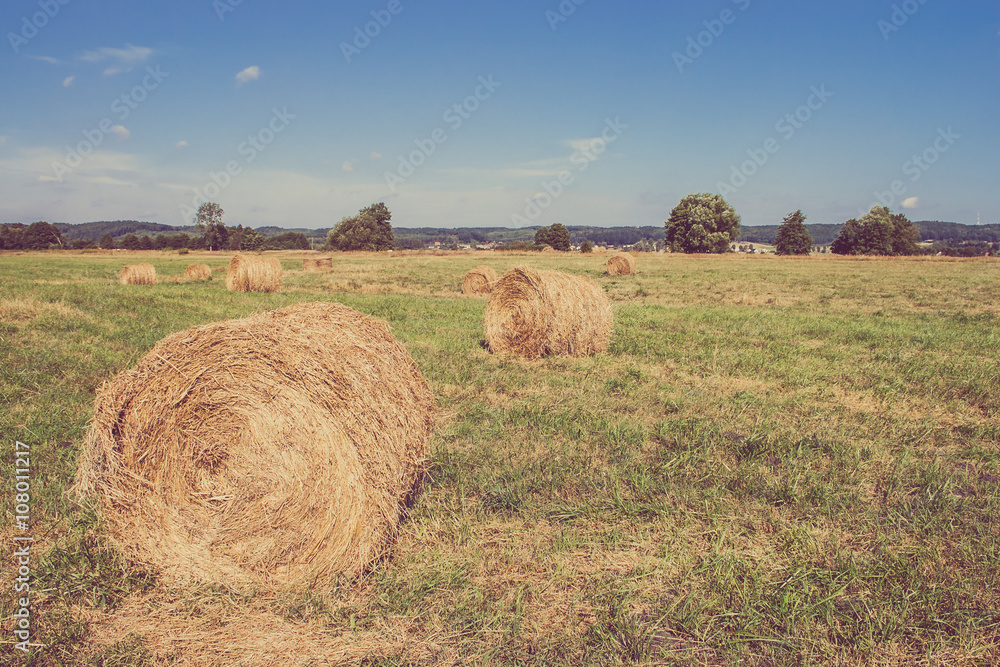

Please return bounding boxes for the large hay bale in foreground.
[72,301,436,589]
[461,265,498,294]
[119,264,157,285]
[182,264,212,282]
[606,252,637,276]
[484,267,612,359]
[226,254,282,292]
[303,257,333,272]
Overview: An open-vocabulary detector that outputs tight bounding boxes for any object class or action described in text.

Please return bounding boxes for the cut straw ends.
[461,265,498,294]
[606,252,637,276]
[226,253,283,292]
[119,264,157,285]
[484,266,612,359]
[72,301,436,590]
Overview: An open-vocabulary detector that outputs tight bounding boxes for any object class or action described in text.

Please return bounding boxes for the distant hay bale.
[541,246,556,253]
[72,301,436,590]
[484,267,612,359]
[303,257,333,272]
[226,254,283,293]
[119,264,157,285]
[182,264,212,282]
[461,265,498,294]
[606,252,637,276]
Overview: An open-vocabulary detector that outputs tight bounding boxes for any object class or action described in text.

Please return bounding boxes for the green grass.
[1,249,998,665]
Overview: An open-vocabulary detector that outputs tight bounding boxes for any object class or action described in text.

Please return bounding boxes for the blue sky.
[1,0,997,229]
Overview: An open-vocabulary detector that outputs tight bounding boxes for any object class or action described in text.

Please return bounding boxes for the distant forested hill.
[23,219,1000,249]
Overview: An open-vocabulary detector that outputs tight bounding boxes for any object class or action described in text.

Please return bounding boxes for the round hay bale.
[182,264,212,282]
[484,267,612,359]
[540,245,556,253]
[461,265,498,295]
[226,253,283,293]
[606,252,637,276]
[72,301,436,589]
[303,257,333,272]
[119,263,157,285]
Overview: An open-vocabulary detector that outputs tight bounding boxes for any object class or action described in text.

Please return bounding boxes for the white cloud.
[111,125,131,139]
[342,160,355,172]
[902,197,920,209]
[103,67,129,76]
[30,55,59,65]
[370,152,382,160]
[62,76,74,87]
[175,141,188,148]
[236,66,260,85]
[79,44,152,64]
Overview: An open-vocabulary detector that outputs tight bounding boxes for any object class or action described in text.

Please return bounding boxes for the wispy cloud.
[370,151,382,160]
[79,44,152,65]
[342,160,355,172]
[111,125,131,139]
[175,141,188,148]
[902,197,919,209]
[31,55,60,65]
[62,76,74,87]
[235,66,260,85]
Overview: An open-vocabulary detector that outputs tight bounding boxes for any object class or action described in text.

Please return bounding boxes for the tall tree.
[665,193,740,254]
[195,202,228,251]
[121,233,141,250]
[831,206,919,256]
[774,210,813,255]
[547,223,571,251]
[99,233,115,249]
[327,202,394,251]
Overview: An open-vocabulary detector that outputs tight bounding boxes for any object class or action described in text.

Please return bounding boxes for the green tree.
[99,233,115,249]
[138,235,153,250]
[121,233,141,250]
[547,223,571,251]
[774,210,813,255]
[327,202,394,251]
[241,228,265,251]
[831,206,919,256]
[580,240,594,254]
[665,193,740,253]
[195,202,228,251]
[534,226,551,247]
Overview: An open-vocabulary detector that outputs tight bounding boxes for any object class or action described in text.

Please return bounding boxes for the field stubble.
[1,250,998,666]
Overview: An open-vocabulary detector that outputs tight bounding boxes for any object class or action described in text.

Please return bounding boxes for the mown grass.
[1,249,998,665]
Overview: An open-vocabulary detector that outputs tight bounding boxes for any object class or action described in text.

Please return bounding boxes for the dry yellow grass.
[182,264,212,281]
[303,257,333,271]
[225,254,282,292]
[119,263,157,285]
[72,301,437,590]
[483,266,613,358]
[605,252,636,276]
[461,265,498,294]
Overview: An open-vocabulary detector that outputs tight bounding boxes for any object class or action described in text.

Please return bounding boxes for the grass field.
[1,250,998,666]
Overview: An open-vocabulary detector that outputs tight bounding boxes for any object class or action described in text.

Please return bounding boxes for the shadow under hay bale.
[119,263,157,285]
[484,266,612,359]
[303,257,333,272]
[72,301,437,590]
[461,265,498,295]
[182,264,212,282]
[226,253,283,293]
[606,252,637,276]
